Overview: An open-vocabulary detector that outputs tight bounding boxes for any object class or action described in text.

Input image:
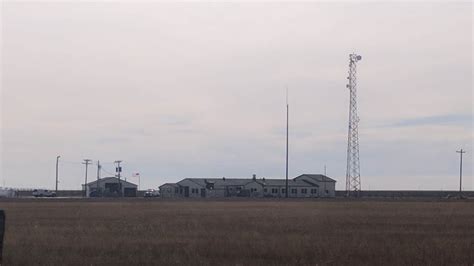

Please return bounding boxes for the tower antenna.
[345,53,362,197]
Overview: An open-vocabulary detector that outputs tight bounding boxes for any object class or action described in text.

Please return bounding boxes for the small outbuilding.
[159,183,179,198]
[83,177,138,197]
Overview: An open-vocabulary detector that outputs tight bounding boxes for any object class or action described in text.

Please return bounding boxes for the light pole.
[55,156,60,193]
[115,160,122,197]
[456,149,466,198]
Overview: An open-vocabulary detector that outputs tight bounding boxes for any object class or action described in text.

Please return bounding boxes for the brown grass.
[1,199,473,265]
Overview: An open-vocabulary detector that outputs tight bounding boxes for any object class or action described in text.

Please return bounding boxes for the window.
[325,190,329,194]
[175,188,178,193]
[291,189,297,194]
[264,188,267,193]
[272,188,278,194]
[311,189,317,194]
[301,188,307,194]
[167,188,171,192]
[282,189,286,194]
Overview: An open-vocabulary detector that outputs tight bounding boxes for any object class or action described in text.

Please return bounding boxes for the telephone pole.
[456,149,466,198]
[115,160,123,197]
[96,160,101,197]
[55,155,60,193]
[324,165,327,197]
[82,159,92,197]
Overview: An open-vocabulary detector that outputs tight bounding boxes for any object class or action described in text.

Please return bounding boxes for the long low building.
[159,174,336,198]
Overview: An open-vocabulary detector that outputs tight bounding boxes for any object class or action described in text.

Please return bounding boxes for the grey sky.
[1,1,472,190]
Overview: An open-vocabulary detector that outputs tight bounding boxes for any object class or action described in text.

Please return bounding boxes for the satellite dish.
[357,55,362,60]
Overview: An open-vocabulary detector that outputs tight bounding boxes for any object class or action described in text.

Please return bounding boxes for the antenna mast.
[345,53,362,197]
[285,87,289,198]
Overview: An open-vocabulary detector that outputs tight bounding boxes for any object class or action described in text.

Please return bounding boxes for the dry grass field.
[0,199,473,265]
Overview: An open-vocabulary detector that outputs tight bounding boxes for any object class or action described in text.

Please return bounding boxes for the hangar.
[83,177,137,197]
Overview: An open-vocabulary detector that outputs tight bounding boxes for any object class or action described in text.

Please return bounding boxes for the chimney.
[222,177,226,181]
[252,174,256,181]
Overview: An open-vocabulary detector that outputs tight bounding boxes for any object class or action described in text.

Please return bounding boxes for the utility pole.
[345,53,362,197]
[324,165,327,197]
[55,156,60,194]
[82,159,92,197]
[115,160,122,197]
[456,149,466,198]
[285,87,289,198]
[96,160,101,197]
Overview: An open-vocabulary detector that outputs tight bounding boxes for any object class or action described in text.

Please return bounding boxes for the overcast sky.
[1,1,472,190]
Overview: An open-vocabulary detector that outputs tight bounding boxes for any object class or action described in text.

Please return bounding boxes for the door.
[124,188,137,197]
[184,186,189,197]
[200,188,206,198]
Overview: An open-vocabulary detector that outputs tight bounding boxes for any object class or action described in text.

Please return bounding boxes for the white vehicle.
[32,189,56,197]
[0,188,16,198]
[144,189,160,198]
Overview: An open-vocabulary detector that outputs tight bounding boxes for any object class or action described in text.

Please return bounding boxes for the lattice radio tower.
[345,53,362,197]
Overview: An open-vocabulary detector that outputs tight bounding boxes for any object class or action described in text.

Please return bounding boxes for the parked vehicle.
[32,189,56,197]
[144,189,160,198]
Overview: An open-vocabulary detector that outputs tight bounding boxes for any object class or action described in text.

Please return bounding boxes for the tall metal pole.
[456,149,466,198]
[55,156,60,193]
[285,89,289,198]
[82,159,92,197]
[115,160,122,197]
[345,53,362,197]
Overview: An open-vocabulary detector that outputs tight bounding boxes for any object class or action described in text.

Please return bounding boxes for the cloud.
[385,114,473,128]
[1,2,472,190]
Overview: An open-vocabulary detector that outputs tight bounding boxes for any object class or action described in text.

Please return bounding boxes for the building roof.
[159,183,178,188]
[85,177,137,188]
[295,174,337,183]
[179,178,258,188]
[259,179,318,187]
[176,177,319,188]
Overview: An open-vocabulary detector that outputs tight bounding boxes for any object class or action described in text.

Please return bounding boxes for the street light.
[55,155,61,193]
